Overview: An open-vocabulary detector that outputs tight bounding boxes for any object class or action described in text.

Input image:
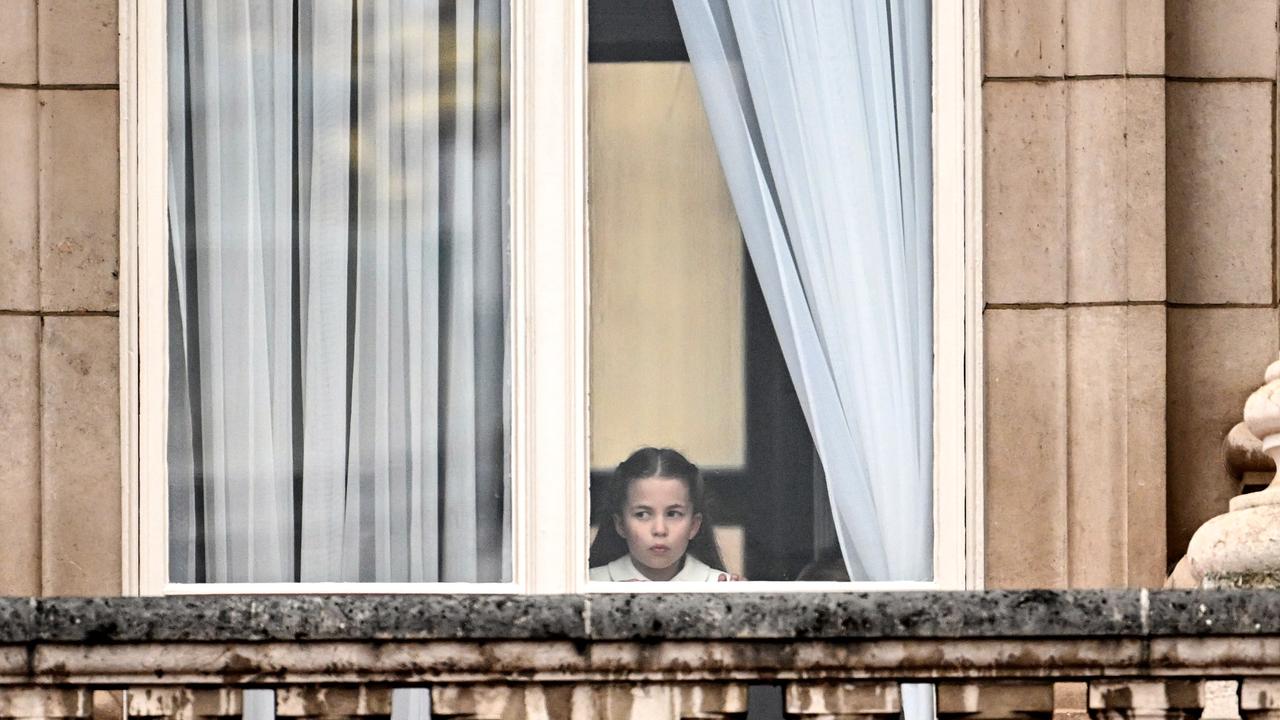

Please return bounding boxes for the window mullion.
[512,0,589,594]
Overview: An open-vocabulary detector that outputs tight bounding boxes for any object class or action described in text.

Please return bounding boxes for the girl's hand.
[716,573,745,582]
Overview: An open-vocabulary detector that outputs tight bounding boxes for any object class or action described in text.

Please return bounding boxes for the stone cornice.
[1,590,1278,644]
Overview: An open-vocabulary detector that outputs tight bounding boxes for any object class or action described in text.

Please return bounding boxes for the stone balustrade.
[0,592,1279,719]
[1188,356,1280,588]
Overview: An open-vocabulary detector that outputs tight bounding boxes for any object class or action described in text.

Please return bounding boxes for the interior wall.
[587,61,746,472]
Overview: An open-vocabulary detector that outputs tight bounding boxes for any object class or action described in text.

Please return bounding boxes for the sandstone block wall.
[984,0,1280,587]
[983,0,1169,589]
[1164,0,1280,567]
[0,0,121,596]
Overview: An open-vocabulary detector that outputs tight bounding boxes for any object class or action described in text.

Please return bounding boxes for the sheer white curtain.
[673,0,931,585]
[675,1,932,714]
[675,0,933,716]
[167,0,509,584]
[169,3,507,718]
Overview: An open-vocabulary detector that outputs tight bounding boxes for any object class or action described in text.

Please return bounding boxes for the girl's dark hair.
[588,447,727,571]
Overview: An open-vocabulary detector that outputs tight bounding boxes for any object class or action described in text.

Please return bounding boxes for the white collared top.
[589,554,726,582]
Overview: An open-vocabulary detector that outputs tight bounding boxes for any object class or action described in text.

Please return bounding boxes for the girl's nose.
[653,518,667,536]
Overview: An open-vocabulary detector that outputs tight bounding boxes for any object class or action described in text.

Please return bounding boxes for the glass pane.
[166,0,510,584]
[586,0,933,584]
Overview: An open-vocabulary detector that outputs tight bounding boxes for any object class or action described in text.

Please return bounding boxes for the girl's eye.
[667,510,684,518]
[633,510,650,519]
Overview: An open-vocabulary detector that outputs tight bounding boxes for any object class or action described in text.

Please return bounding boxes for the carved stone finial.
[1186,358,1280,588]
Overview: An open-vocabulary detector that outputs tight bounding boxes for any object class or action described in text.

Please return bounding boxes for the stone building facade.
[984,0,1280,589]
[0,0,1277,597]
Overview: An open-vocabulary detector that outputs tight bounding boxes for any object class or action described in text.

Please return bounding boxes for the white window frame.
[119,0,983,597]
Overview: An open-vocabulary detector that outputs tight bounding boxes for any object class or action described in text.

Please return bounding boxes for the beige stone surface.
[1065,306,1166,588]
[1119,78,1167,302]
[985,309,1068,589]
[1065,0,1163,76]
[987,79,1165,304]
[984,0,1065,77]
[1088,680,1206,714]
[0,317,40,596]
[1166,0,1279,79]
[588,63,745,470]
[987,307,1168,589]
[1065,0,1124,76]
[1066,79,1165,303]
[1121,306,1170,588]
[39,90,119,312]
[984,82,1067,304]
[0,0,36,84]
[1124,0,1165,75]
[937,683,1054,716]
[1167,308,1278,563]
[37,0,118,85]
[1166,82,1273,305]
[1187,358,1280,589]
[1055,682,1089,720]
[0,89,39,311]
[40,316,120,596]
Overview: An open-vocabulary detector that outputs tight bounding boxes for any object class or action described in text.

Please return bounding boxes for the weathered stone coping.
[0,590,1277,644]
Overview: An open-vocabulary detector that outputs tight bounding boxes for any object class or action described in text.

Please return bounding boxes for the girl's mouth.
[650,544,670,554]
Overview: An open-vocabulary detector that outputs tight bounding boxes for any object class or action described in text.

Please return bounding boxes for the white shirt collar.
[602,553,722,582]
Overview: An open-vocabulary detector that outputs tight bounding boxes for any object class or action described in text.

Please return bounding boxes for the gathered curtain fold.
[673,0,933,588]
[674,4,933,718]
[674,2,934,717]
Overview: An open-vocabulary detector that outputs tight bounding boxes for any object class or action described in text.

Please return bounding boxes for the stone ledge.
[0,591,1278,644]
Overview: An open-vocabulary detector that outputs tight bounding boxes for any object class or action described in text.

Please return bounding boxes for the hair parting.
[588,446,727,571]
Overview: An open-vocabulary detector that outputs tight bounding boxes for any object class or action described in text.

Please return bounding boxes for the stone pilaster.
[983,0,1169,589]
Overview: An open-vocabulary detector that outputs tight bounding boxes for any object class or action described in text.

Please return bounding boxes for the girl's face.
[614,475,703,581]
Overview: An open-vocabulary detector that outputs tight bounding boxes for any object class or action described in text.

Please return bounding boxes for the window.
[587,1,935,586]
[122,0,978,595]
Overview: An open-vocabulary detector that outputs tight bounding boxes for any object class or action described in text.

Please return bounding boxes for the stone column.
[1088,681,1205,720]
[1186,357,1280,587]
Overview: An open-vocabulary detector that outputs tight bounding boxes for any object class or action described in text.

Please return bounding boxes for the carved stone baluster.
[590,684,685,719]
[275,687,392,720]
[1239,679,1280,720]
[673,684,749,718]
[430,684,588,720]
[0,689,91,720]
[1088,681,1205,720]
[429,685,519,719]
[784,681,900,720]
[432,683,747,720]
[1186,357,1280,588]
[937,682,1056,720]
[126,688,243,720]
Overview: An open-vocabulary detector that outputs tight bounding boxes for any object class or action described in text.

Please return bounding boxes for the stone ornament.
[1187,357,1280,588]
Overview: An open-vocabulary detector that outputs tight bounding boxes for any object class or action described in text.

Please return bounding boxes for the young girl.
[588,447,739,582]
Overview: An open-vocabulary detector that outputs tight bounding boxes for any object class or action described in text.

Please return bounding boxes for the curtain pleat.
[675,2,934,718]
[167,0,509,589]
[674,0,932,587]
